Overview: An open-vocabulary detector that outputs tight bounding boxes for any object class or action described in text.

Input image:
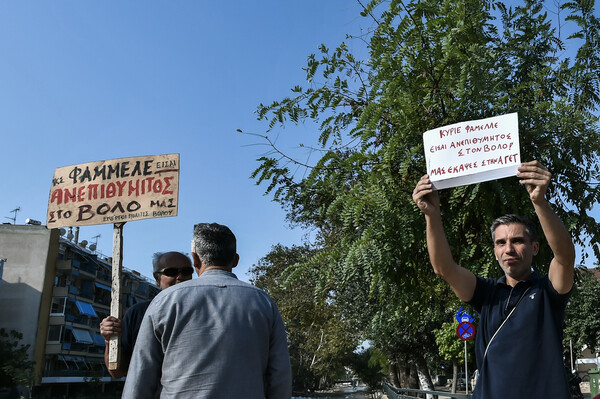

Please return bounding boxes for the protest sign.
[47,154,180,228]
[423,113,520,189]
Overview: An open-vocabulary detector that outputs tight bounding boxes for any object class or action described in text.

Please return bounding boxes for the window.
[47,325,62,342]
[54,273,67,287]
[50,297,66,315]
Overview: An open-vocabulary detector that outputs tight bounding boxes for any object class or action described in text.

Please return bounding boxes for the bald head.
[152,251,193,290]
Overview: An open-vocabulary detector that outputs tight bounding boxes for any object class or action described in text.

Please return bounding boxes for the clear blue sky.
[1,2,597,283]
[0,1,372,281]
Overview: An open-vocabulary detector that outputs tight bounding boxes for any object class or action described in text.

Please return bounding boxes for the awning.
[95,282,111,292]
[71,328,93,344]
[75,300,98,317]
[92,334,106,347]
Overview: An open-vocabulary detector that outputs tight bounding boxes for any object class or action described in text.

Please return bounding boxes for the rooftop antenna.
[90,234,101,252]
[5,207,20,224]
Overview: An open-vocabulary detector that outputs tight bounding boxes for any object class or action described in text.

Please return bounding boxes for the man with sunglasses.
[100,251,193,379]
[123,223,292,398]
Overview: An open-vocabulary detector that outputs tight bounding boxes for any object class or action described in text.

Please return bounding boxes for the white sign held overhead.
[423,113,521,190]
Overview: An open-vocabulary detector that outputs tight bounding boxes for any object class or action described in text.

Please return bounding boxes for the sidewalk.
[434,384,594,399]
[293,383,372,398]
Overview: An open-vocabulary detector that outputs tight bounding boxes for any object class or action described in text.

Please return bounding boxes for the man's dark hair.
[192,223,237,267]
[490,214,538,242]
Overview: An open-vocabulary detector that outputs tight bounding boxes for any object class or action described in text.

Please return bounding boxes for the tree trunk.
[388,356,401,388]
[451,359,459,393]
[408,362,419,389]
[396,356,413,388]
[415,354,435,399]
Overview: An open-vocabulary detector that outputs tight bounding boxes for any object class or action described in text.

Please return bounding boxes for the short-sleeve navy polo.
[468,271,571,399]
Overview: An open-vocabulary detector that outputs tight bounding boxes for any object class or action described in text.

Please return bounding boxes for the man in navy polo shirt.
[412,160,575,399]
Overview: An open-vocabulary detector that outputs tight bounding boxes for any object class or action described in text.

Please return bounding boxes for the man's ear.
[153,273,161,286]
[532,241,540,256]
[231,254,240,269]
[191,252,202,274]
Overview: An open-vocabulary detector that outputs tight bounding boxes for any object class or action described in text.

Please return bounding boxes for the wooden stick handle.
[108,222,125,370]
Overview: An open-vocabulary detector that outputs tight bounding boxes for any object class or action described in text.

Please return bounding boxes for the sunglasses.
[159,266,194,277]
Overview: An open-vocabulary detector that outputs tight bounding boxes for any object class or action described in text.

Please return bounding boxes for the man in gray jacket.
[123,223,292,399]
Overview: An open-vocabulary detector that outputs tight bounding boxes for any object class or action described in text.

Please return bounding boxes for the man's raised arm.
[413,175,477,302]
[517,161,575,294]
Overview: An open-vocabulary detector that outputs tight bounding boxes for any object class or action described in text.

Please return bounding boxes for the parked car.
[471,370,479,389]
[457,373,472,390]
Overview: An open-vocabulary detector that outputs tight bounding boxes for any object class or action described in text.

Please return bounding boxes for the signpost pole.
[456,311,475,395]
[464,340,469,395]
[108,222,125,371]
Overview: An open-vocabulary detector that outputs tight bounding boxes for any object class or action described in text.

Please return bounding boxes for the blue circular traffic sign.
[456,321,475,341]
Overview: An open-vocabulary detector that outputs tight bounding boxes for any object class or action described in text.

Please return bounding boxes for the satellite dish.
[89,243,97,252]
[59,228,66,236]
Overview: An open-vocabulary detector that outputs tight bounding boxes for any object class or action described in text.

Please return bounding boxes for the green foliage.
[434,321,464,364]
[249,244,360,391]
[564,268,600,353]
[348,347,388,390]
[247,0,600,387]
[0,329,34,388]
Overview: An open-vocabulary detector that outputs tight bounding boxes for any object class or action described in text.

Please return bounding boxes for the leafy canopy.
[245,0,600,381]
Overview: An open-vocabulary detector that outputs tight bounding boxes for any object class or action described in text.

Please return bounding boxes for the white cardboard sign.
[423,113,520,189]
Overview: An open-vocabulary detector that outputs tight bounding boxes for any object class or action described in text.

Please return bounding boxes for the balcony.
[96,269,112,284]
[94,295,111,307]
[43,355,109,380]
[45,343,62,354]
[53,286,68,297]
[62,342,91,353]
[48,315,65,324]
[56,259,72,270]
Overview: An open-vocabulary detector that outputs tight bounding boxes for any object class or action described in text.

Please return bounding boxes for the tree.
[249,244,360,391]
[434,319,478,393]
[245,0,600,388]
[348,347,388,391]
[564,267,600,357]
[0,329,34,390]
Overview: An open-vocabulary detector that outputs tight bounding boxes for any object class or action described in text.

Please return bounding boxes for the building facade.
[0,223,160,397]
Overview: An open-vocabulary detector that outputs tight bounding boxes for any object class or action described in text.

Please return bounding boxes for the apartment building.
[0,223,159,397]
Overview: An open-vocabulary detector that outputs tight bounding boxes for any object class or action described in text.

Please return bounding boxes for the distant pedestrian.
[413,160,575,398]
[122,222,292,398]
